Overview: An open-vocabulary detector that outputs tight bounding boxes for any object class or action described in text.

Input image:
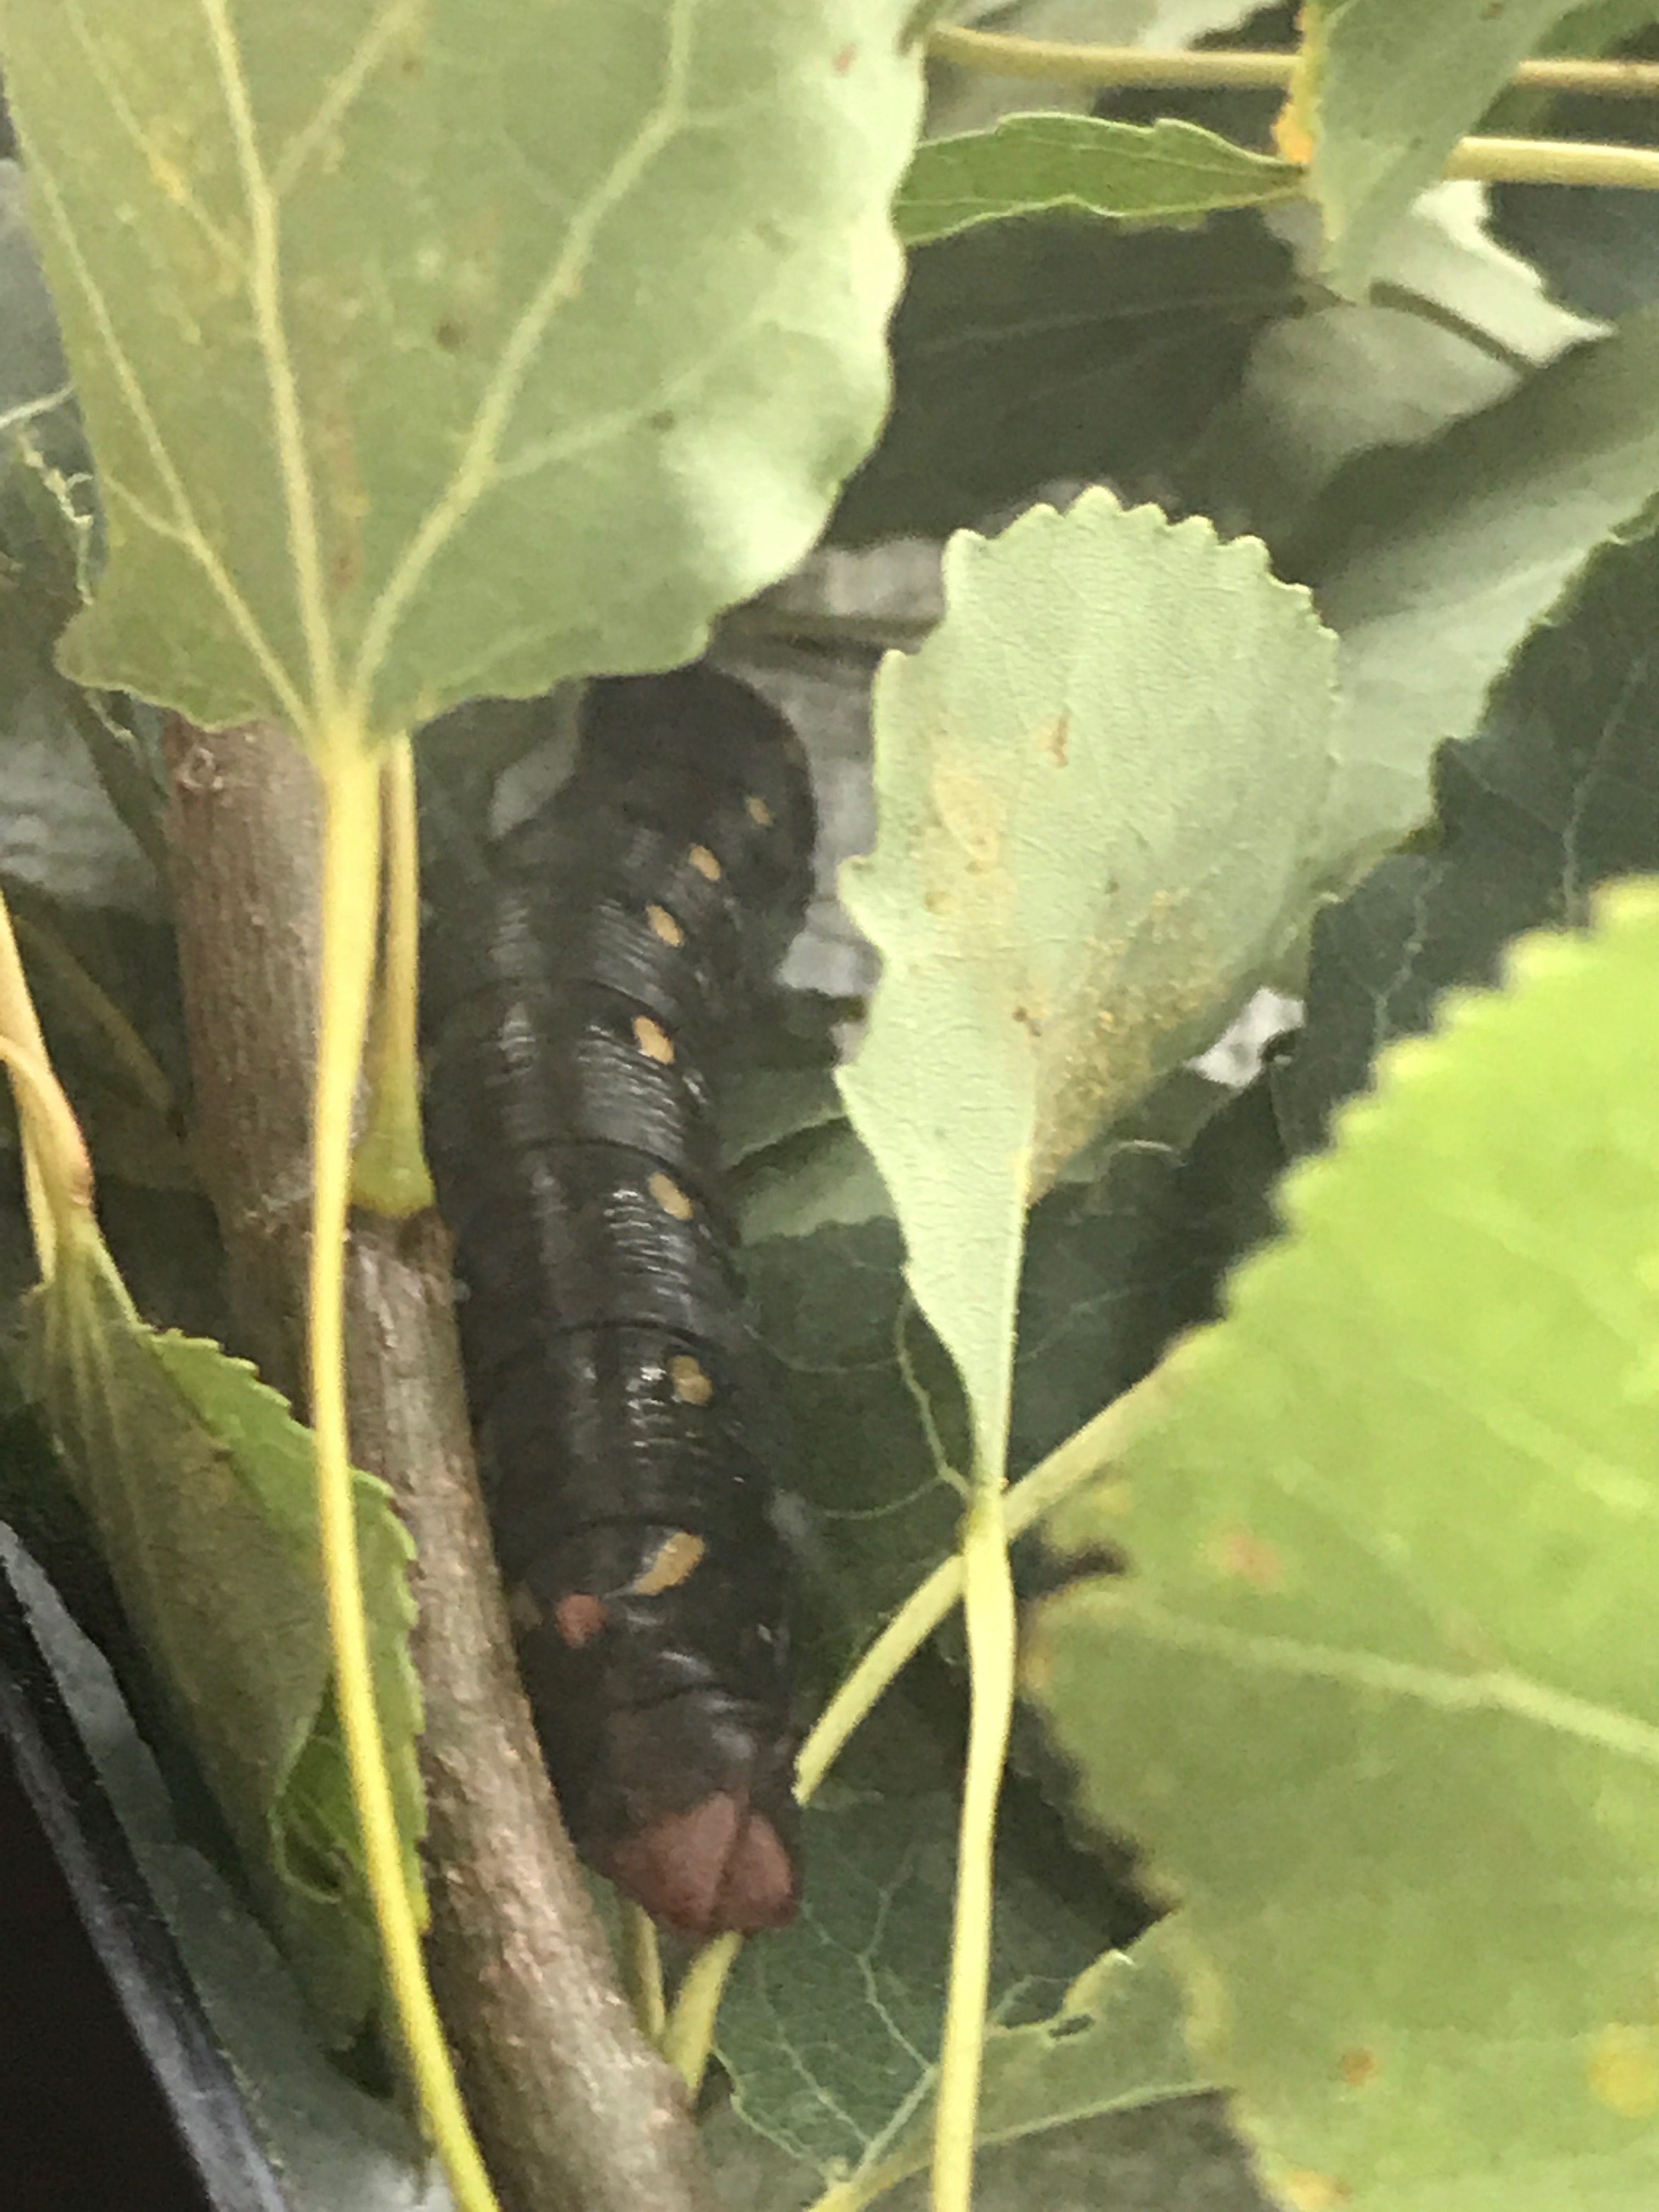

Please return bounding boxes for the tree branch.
[162,715,720,2212]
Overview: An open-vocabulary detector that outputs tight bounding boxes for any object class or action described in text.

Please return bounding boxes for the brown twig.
[162,714,721,2212]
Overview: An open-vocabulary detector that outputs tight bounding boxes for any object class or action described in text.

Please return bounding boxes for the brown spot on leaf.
[833,43,857,74]
[1211,1527,1286,1592]
[435,316,467,351]
[1044,712,1070,766]
[1339,2047,1378,2089]
[555,1593,609,1648]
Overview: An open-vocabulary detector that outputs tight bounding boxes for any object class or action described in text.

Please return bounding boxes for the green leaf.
[0,159,95,716]
[895,115,1302,245]
[1188,180,1602,555]
[747,1070,1286,1686]
[1277,521,1659,1157]
[828,210,1299,546]
[0,159,75,459]
[715,1743,1194,2200]
[1301,306,1659,887]
[1301,0,1588,296]
[837,490,1337,1471]
[1031,879,1659,2210]
[0,2,924,738]
[24,1222,422,2045]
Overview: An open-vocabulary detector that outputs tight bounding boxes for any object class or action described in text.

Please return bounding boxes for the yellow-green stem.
[619,1901,667,2045]
[661,1932,742,2092]
[0,887,90,1277]
[794,1363,1169,1805]
[1441,133,1659,187]
[309,737,497,2212]
[928,23,1659,101]
[662,1346,1172,2103]
[353,736,436,1218]
[932,1487,1017,2212]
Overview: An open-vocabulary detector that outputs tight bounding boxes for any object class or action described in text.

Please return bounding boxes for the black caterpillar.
[422,665,815,1937]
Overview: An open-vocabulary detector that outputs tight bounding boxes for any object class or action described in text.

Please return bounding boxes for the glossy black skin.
[423,667,814,1931]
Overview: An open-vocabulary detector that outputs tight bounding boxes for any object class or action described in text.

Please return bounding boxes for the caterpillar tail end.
[602,1795,799,1938]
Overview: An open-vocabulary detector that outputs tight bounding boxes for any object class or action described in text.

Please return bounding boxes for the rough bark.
[163,714,719,2212]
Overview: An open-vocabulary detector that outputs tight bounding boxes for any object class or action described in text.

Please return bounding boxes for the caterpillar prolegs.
[422,665,815,1936]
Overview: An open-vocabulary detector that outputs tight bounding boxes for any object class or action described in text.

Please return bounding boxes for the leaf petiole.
[933,1483,1017,2212]
[353,735,436,1219]
[308,731,498,2212]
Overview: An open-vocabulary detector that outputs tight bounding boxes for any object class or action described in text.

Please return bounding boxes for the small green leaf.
[1301,0,1589,295]
[0,1,924,737]
[896,115,1302,245]
[838,490,1337,1473]
[25,1222,422,2045]
[1032,879,1659,2209]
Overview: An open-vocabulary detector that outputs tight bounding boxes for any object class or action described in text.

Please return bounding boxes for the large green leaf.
[1276,520,1659,1156]
[1032,879,1659,2210]
[0,2,923,738]
[1300,307,1659,889]
[715,1716,1197,2205]
[837,490,1336,1469]
[24,1219,422,2045]
[1300,0,1587,295]
[828,211,1299,546]
[896,116,1301,245]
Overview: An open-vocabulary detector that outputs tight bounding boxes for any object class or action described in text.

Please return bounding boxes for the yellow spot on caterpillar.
[649,1170,694,1221]
[505,1582,544,1637]
[646,902,684,947]
[629,1530,706,1596]
[633,1013,674,1065]
[1589,2025,1659,2117]
[746,793,774,828]
[670,1355,713,1405]
[689,843,722,882]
